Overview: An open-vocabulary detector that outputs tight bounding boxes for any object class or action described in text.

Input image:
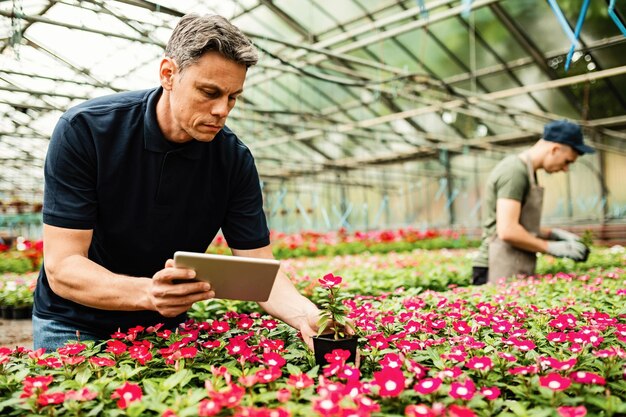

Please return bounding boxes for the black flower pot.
[312,334,357,367]
[11,305,33,320]
[0,305,11,319]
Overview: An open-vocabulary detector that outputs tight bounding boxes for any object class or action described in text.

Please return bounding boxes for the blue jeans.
[32,315,102,352]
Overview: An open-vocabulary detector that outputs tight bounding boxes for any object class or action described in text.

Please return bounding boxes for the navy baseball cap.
[543,120,595,155]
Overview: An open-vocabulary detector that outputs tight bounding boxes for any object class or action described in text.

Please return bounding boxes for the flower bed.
[0,273,36,320]
[207,228,479,259]
[0,248,625,416]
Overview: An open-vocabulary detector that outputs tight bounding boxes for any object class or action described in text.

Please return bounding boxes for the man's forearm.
[499,223,549,253]
[259,271,319,330]
[46,255,152,311]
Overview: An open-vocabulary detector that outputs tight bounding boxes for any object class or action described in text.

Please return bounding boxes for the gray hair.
[165,13,258,71]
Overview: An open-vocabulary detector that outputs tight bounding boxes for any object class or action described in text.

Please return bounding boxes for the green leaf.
[75,367,93,386]
[286,363,303,375]
[161,369,193,391]
[505,400,531,416]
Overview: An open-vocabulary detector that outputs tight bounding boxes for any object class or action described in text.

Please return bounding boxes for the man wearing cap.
[472,120,594,285]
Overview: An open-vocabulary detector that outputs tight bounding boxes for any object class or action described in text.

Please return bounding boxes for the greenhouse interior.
[0,0,625,415]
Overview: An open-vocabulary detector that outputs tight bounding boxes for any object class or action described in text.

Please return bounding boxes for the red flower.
[57,343,87,355]
[539,373,571,391]
[557,406,587,417]
[106,340,128,355]
[414,377,442,395]
[263,352,286,368]
[111,382,142,409]
[447,404,476,417]
[37,357,63,368]
[373,368,405,397]
[211,320,230,333]
[226,337,251,357]
[319,273,342,289]
[37,391,65,406]
[129,344,152,365]
[325,349,352,364]
[89,356,116,367]
[61,355,86,365]
[449,379,475,401]
[21,375,53,398]
[480,386,501,400]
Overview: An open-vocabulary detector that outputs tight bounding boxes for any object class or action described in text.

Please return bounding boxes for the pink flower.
[449,379,476,401]
[557,406,587,417]
[319,273,342,288]
[380,353,403,369]
[539,373,571,391]
[453,320,471,335]
[287,373,314,390]
[405,404,435,417]
[373,368,406,397]
[414,377,442,395]
[465,356,492,371]
[497,352,517,362]
[313,397,340,416]
[111,382,142,409]
[65,387,98,401]
[277,388,291,403]
[256,366,282,383]
[569,371,606,385]
[198,399,221,416]
[508,365,538,375]
[480,386,501,400]
[539,356,577,371]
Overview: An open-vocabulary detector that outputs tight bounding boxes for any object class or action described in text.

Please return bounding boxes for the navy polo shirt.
[34,87,269,337]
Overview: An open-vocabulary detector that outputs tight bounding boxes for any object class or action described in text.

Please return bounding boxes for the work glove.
[546,240,589,262]
[549,228,581,242]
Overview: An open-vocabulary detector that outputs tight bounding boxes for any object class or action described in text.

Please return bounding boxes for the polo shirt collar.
[143,87,203,160]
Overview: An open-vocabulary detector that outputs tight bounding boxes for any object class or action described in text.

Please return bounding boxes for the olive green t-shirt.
[474,155,530,267]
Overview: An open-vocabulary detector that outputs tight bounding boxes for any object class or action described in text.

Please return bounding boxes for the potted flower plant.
[312,273,357,367]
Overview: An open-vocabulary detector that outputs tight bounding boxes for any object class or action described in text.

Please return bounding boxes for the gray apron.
[488,155,544,283]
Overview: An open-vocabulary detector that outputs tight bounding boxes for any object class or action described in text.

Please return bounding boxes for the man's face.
[544,143,578,173]
[160,51,247,143]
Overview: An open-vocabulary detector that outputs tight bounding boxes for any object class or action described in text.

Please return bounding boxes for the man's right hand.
[549,228,581,243]
[148,259,215,317]
[546,240,588,262]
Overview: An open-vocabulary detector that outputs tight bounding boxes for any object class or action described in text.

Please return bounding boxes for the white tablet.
[173,251,280,302]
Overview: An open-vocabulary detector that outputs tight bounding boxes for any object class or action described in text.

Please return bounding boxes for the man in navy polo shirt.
[34,13,323,351]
